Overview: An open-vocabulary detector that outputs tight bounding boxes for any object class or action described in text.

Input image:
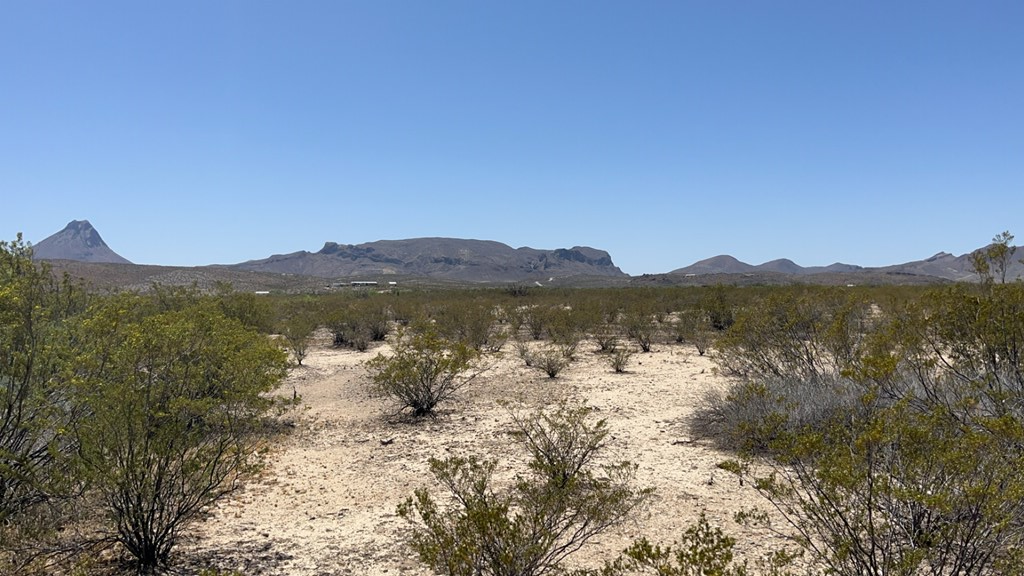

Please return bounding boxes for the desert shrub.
[970,230,1017,285]
[365,326,480,417]
[525,305,549,340]
[326,299,391,351]
[690,376,864,454]
[483,326,509,353]
[700,285,735,332]
[75,297,289,570]
[546,307,586,360]
[432,301,497,351]
[623,306,658,353]
[914,282,1024,396]
[723,387,1024,575]
[513,338,536,367]
[388,297,420,327]
[671,309,715,356]
[325,306,359,349]
[696,282,737,330]
[503,304,528,334]
[359,300,392,342]
[505,283,531,298]
[609,346,633,373]
[398,403,651,576]
[593,330,619,353]
[534,346,571,378]
[601,512,798,576]
[214,283,274,333]
[715,289,873,383]
[281,312,318,365]
[276,298,321,366]
[0,237,88,554]
[709,266,1024,575]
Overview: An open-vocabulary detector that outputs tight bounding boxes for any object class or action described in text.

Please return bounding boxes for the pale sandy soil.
[179,334,793,575]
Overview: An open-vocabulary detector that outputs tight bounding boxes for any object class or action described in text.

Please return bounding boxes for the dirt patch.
[181,337,791,574]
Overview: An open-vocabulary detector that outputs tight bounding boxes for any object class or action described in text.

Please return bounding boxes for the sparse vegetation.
[365,326,481,417]
[277,298,320,366]
[0,235,85,536]
[0,238,292,573]
[5,229,1024,574]
[535,345,572,378]
[601,512,798,576]
[610,345,633,373]
[623,304,658,353]
[594,330,620,353]
[696,246,1024,574]
[75,296,289,570]
[398,403,651,576]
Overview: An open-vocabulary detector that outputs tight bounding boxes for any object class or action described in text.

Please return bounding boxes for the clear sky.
[2,1,1021,275]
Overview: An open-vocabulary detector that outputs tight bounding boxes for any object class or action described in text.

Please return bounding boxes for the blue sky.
[2,2,1021,275]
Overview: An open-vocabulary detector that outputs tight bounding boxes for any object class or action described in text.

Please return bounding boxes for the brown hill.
[671,255,755,275]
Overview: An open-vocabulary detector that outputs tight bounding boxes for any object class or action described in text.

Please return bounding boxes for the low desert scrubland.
[181,331,788,575]
[3,233,1024,575]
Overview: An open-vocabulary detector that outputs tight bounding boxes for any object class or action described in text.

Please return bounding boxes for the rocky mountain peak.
[32,220,132,264]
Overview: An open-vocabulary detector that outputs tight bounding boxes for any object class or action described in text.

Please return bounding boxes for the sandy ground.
[180,334,792,575]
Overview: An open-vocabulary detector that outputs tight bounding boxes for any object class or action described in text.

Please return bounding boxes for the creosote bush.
[0,236,88,572]
[722,388,1024,575]
[514,338,535,367]
[75,296,290,571]
[535,346,571,378]
[690,376,863,453]
[599,512,798,576]
[398,403,651,576]
[610,346,633,373]
[365,326,480,417]
[623,306,658,353]
[697,242,1024,575]
[277,299,320,366]
[594,330,619,353]
[1,237,295,573]
[672,309,714,356]
[326,299,391,352]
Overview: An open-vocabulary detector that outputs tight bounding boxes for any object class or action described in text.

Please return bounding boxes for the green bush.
[365,326,480,417]
[326,299,391,351]
[601,512,798,576]
[534,345,571,378]
[623,305,658,353]
[0,236,87,558]
[398,403,651,576]
[703,269,1024,574]
[609,346,633,373]
[74,297,289,570]
[431,301,498,351]
[276,298,321,366]
[723,391,1024,575]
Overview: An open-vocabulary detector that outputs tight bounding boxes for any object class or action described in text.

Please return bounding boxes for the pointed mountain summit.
[33,220,132,264]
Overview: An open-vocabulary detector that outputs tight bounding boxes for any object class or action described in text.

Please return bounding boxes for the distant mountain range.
[671,255,863,276]
[30,221,625,285]
[27,220,1024,288]
[669,250,1022,282]
[235,239,624,282]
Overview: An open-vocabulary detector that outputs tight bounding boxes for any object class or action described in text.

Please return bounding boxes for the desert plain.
[180,331,792,575]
